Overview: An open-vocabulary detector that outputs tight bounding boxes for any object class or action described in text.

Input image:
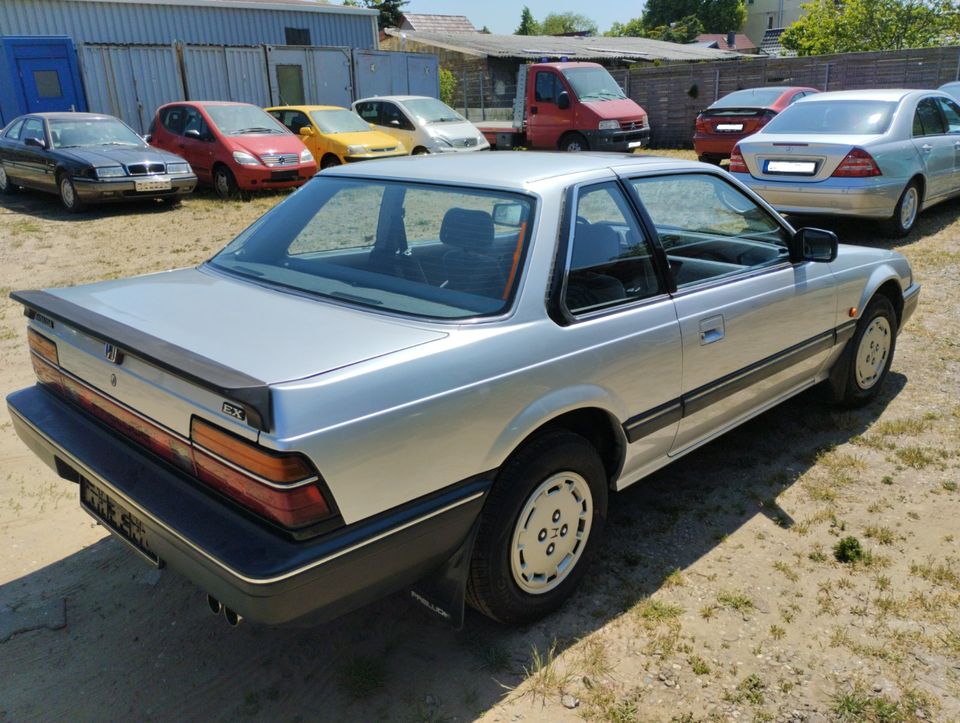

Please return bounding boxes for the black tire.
[559,132,589,152]
[58,173,86,213]
[213,165,240,200]
[466,430,608,624]
[0,164,18,195]
[884,180,921,238]
[833,295,897,408]
[320,154,341,170]
[412,146,429,155]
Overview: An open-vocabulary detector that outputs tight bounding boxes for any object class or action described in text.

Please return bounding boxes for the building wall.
[744,0,805,46]
[0,0,378,48]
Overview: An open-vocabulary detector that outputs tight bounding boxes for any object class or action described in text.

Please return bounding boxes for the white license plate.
[81,476,159,565]
[134,178,172,192]
[627,140,644,149]
[766,160,816,174]
[716,123,743,132]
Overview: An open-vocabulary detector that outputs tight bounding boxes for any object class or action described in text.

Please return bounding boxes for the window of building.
[285,27,311,45]
[33,70,63,98]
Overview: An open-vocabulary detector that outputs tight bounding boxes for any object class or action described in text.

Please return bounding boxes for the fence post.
[714,68,720,102]
[480,74,485,121]
[462,70,468,118]
[823,62,830,91]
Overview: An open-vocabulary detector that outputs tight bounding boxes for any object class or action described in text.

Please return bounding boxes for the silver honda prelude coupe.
[7,152,918,627]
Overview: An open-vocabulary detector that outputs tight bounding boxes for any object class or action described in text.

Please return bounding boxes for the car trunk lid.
[698,107,774,135]
[737,133,883,182]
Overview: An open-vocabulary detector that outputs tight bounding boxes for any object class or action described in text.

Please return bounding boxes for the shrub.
[834,536,864,564]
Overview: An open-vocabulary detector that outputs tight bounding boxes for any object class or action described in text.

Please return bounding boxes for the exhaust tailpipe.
[206,594,223,615]
[223,607,243,627]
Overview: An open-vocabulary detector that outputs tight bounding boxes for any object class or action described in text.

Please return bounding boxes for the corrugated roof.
[400,13,477,33]
[760,28,796,57]
[56,0,378,14]
[384,29,740,61]
[695,33,756,51]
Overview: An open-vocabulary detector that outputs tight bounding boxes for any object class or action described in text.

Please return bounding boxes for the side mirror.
[557,91,571,110]
[793,227,838,263]
[493,202,524,227]
[184,129,201,139]
[24,136,46,149]
[142,133,152,143]
[299,126,315,137]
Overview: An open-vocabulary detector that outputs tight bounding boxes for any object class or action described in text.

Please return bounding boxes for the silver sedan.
[729,89,960,236]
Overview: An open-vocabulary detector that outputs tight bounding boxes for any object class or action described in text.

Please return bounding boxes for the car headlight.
[598,120,620,131]
[95,166,125,178]
[232,151,259,165]
[346,145,367,155]
[166,162,191,174]
[299,148,314,163]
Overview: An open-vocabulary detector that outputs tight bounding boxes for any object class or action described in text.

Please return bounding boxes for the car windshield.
[204,105,287,135]
[310,109,372,134]
[209,177,535,320]
[49,118,144,148]
[762,100,897,134]
[561,67,626,101]
[711,88,786,109]
[402,98,464,124]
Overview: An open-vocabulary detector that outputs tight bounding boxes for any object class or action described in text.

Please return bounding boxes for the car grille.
[622,120,646,131]
[261,153,299,167]
[127,162,166,175]
[370,146,398,153]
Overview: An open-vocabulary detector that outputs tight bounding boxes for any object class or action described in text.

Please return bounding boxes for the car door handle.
[920,143,932,153]
[530,106,538,115]
[698,315,725,345]
[954,141,960,149]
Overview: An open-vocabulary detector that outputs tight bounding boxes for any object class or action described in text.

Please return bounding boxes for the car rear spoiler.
[10,289,273,432]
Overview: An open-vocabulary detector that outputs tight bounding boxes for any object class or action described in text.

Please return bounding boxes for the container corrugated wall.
[181,45,271,105]
[0,0,377,48]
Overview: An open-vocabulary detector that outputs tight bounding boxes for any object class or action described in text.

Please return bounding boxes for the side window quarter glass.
[937,98,960,134]
[629,173,790,289]
[5,119,25,140]
[913,108,926,137]
[563,182,661,315]
[917,98,946,136]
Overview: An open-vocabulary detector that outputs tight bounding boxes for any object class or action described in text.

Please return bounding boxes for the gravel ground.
[0,155,958,722]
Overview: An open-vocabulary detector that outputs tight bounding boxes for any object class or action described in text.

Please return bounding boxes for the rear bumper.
[584,126,650,152]
[693,134,743,158]
[730,173,905,219]
[7,385,488,625]
[74,174,197,202]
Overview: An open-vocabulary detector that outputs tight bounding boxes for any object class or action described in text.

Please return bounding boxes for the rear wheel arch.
[910,174,926,207]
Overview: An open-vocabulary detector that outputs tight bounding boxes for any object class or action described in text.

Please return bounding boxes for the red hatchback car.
[694,86,819,164]
[149,101,317,199]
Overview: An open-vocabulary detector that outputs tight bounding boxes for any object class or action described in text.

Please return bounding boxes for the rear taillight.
[728,144,748,173]
[27,328,334,530]
[695,115,708,133]
[832,148,882,178]
[755,110,776,128]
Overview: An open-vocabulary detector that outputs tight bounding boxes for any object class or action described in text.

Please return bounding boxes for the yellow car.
[265,105,407,169]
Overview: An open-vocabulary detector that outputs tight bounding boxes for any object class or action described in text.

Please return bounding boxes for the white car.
[353,95,489,155]
[939,81,960,102]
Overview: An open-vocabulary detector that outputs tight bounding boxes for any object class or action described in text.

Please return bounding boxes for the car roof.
[353,96,435,103]
[798,89,923,102]
[266,105,348,112]
[324,151,704,189]
[25,112,118,121]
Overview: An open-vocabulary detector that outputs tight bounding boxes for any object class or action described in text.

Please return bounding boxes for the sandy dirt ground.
[0,158,958,722]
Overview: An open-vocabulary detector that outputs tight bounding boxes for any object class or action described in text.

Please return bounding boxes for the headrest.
[571,224,622,270]
[440,208,494,251]
[57,128,84,147]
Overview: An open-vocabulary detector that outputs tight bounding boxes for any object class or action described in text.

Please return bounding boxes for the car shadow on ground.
[0,373,907,721]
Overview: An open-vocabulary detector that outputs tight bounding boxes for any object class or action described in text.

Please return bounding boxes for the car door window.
[355,101,380,125]
[21,118,45,145]
[182,107,207,137]
[629,173,790,289]
[914,98,946,136]
[5,119,25,140]
[788,91,804,105]
[535,72,557,104]
[270,109,311,134]
[563,183,661,314]
[381,103,414,131]
[937,97,960,134]
[160,106,186,135]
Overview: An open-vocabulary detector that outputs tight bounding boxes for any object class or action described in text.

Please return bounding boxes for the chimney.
[726,30,736,49]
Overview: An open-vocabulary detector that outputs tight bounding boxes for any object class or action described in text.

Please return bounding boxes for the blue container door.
[17,56,82,112]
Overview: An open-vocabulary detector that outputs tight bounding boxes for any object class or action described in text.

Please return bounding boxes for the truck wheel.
[834,295,897,408]
[466,430,608,624]
[559,133,588,152]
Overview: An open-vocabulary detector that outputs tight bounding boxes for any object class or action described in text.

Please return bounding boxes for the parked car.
[7,153,918,628]
[729,89,960,236]
[266,105,407,169]
[939,81,960,102]
[0,112,196,212]
[148,101,317,199]
[694,86,819,164]
[353,96,489,154]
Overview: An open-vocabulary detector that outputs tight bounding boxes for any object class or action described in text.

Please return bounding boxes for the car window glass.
[355,102,380,125]
[271,110,311,134]
[381,103,413,130]
[564,183,660,314]
[161,106,186,135]
[5,119,25,140]
[629,174,790,289]
[21,118,44,144]
[915,98,946,136]
[183,107,206,136]
[787,92,803,104]
[937,98,960,134]
[535,72,557,104]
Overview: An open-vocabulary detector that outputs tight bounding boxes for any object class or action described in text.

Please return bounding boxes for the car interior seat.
[565,223,627,310]
[439,208,505,298]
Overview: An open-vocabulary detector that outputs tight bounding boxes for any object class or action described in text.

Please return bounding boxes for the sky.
[401,1,644,35]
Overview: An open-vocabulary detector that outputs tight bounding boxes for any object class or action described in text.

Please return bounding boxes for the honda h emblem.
[104,343,123,365]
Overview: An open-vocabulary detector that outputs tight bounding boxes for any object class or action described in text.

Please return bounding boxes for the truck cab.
[479,62,650,152]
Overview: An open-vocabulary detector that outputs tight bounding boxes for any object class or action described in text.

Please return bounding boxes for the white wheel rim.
[510,471,593,594]
[855,316,891,390]
[900,187,918,230]
[215,172,230,197]
[566,140,583,152]
[0,166,7,188]
[61,178,75,207]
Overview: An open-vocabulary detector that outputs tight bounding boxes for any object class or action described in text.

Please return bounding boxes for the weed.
[943,480,958,492]
[724,673,766,705]
[910,557,960,589]
[663,568,686,588]
[809,545,827,563]
[716,590,754,613]
[700,604,718,620]
[894,446,939,469]
[769,624,785,640]
[831,687,870,721]
[865,526,895,545]
[688,655,710,675]
[523,640,570,704]
[773,560,799,582]
[834,536,864,564]
[881,475,894,485]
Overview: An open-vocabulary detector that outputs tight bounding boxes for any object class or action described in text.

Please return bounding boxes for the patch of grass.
[663,568,686,588]
[9,220,43,236]
[872,416,933,437]
[769,624,786,640]
[893,446,940,469]
[864,525,896,545]
[339,656,387,699]
[831,687,870,721]
[636,598,684,623]
[699,604,718,620]
[716,590,754,613]
[773,560,799,582]
[943,480,958,492]
[724,673,766,705]
[688,655,710,675]
[834,536,864,564]
[910,557,960,589]
[881,475,894,485]
[523,640,570,704]
[809,545,827,563]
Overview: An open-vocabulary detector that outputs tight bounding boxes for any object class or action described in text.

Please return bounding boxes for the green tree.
[782,0,957,55]
[649,15,706,42]
[541,11,599,35]
[439,67,457,106]
[641,0,702,30]
[638,0,745,33]
[606,16,646,36]
[351,0,408,30]
[515,6,540,35]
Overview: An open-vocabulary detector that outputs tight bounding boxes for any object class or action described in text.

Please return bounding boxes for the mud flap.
[408,518,480,629]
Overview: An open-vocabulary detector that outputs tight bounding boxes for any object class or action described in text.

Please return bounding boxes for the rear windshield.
[204,105,288,135]
[763,100,897,135]
[49,118,144,148]
[711,88,785,109]
[310,109,371,134]
[209,177,535,320]
[402,98,464,124]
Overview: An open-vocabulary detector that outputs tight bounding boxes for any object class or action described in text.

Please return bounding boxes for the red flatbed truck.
[477,61,651,152]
